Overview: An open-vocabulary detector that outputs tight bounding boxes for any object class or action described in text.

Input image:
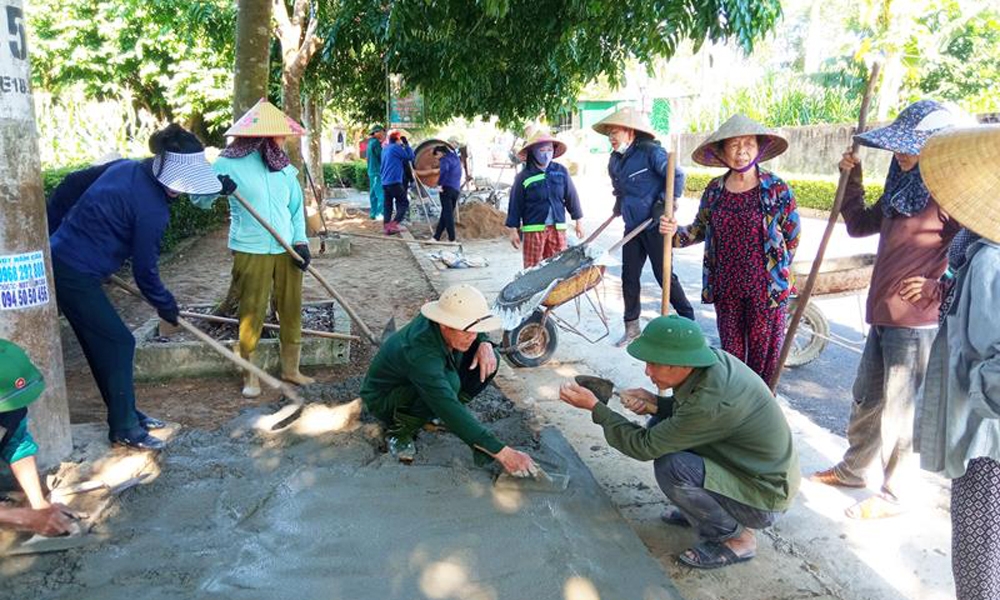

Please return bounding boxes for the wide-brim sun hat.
[691,114,788,168]
[591,106,657,139]
[516,130,568,161]
[152,150,222,195]
[0,339,45,413]
[225,98,306,137]
[921,124,1000,243]
[626,315,718,368]
[853,99,972,155]
[421,284,502,333]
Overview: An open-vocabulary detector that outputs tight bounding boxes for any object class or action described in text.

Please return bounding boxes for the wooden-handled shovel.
[109,276,306,430]
[769,62,882,393]
[230,190,380,346]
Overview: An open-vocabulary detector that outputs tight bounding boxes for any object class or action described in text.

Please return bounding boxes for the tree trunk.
[302,95,325,235]
[273,0,323,188]
[233,0,273,120]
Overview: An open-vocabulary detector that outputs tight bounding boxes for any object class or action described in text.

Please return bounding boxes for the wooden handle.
[769,62,881,393]
[178,310,359,341]
[231,191,380,346]
[108,276,304,405]
[582,214,616,246]
[661,146,678,316]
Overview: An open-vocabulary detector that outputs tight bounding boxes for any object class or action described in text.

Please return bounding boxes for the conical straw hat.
[591,106,657,139]
[517,130,567,161]
[225,98,306,137]
[691,114,788,168]
[921,124,1000,242]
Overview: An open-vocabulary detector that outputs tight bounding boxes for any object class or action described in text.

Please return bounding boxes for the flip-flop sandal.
[659,506,691,528]
[677,541,755,570]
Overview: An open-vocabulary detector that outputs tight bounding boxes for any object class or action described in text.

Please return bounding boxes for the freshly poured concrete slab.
[7,396,681,600]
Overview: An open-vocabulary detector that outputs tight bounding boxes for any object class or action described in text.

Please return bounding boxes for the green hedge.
[683,168,884,212]
[43,162,229,253]
[323,161,369,191]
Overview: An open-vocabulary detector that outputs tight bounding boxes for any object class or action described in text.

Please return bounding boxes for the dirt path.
[62,216,436,431]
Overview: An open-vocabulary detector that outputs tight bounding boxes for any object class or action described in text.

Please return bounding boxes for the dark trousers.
[52,258,142,438]
[653,447,778,542]
[435,187,459,241]
[383,183,409,225]
[621,227,694,322]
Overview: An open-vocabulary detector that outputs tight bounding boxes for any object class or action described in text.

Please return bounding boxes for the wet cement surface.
[3,387,680,600]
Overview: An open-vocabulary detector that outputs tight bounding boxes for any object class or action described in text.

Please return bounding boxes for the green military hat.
[626,315,718,368]
[0,339,45,413]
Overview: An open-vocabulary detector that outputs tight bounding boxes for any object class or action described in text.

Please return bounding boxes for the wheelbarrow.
[493,216,650,368]
[784,253,876,367]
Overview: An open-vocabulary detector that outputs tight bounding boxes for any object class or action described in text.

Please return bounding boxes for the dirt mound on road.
[456,201,508,239]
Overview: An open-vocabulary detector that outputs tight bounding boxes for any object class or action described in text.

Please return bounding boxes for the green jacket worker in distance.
[361,285,539,476]
[559,316,800,570]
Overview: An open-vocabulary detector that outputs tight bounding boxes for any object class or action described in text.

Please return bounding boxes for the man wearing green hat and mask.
[0,340,78,536]
[559,316,799,569]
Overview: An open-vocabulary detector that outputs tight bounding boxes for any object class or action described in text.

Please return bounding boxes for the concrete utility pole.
[0,0,72,467]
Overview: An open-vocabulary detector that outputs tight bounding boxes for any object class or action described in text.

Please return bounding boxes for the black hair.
[433,145,450,155]
[148,123,204,154]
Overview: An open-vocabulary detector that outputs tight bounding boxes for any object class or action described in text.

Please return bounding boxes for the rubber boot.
[280,343,315,385]
[242,371,261,399]
[615,319,641,348]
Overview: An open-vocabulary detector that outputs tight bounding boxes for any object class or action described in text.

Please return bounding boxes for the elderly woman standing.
[913,124,1000,599]
[660,115,800,384]
[505,132,584,268]
[193,99,312,398]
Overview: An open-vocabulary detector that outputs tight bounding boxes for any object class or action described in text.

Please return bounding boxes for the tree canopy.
[314,0,784,125]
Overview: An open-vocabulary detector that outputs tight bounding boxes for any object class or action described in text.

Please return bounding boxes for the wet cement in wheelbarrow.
[3,386,680,600]
[496,245,593,306]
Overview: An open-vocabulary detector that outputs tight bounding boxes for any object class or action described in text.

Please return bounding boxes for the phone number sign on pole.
[0,251,51,310]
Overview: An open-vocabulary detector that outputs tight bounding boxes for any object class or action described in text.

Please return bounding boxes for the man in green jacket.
[361,285,539,476]
[559,315,800,570]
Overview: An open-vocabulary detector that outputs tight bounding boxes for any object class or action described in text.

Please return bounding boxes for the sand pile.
[456,201,508,239]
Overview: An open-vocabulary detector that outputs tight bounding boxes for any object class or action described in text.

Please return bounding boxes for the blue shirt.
[192,152,307,254]
[380,142,415,186]
[50,160,175,311]
[437,150,462,190]
[608,140,685,231]
[505,162,582,230]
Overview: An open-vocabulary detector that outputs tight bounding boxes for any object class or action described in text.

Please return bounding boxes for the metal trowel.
[574,375,658,412]
[492,455,571,493]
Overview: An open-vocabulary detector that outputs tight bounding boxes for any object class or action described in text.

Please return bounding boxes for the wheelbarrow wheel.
[501,310,558,368]
[785,298,829,367]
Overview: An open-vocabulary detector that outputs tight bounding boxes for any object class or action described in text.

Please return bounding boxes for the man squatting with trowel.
[360,284,539,476]
[559,315,800,569]
[0,340,79,536]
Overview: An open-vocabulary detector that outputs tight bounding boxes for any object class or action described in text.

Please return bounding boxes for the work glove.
[292,243,311,271]
[157,303,180,326]
[217,174,238,196]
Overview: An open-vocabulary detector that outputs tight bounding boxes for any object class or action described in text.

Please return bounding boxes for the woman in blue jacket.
[505,132,584,268]
[48,124,220,450]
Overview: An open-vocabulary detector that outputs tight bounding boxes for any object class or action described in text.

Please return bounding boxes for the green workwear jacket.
[360,314,504,454]
[592,349,800,512]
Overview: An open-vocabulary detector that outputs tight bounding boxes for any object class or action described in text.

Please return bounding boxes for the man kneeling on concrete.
[559,316,800,569]
[361,285,539,476]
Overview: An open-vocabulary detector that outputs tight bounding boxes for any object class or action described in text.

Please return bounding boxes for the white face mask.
[532,144,554,168]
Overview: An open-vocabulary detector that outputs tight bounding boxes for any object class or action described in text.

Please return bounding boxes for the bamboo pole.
[178,311,359,341]
[660,142,678,316]
[231,190,380,346]
[769,62,882,393]
[109,276,305,409]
